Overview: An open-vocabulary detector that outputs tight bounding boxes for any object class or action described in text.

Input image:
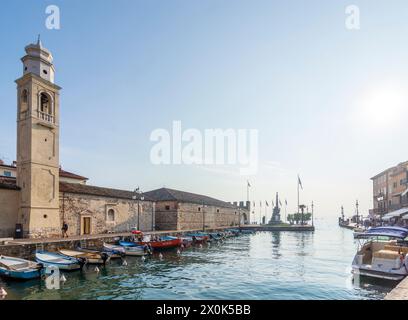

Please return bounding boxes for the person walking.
[62,221,68,238]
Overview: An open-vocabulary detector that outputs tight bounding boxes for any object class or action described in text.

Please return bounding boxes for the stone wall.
[178,202,242,230]
[154,201,179,231]
[60,192,154,236]
[0,189,19,237]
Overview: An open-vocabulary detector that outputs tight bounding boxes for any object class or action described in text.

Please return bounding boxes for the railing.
[38,111,54,123]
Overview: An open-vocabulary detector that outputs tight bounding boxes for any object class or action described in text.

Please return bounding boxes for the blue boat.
[240,229,255,234]
[0,256,43,280]
[118,240,140,247]
[35,251,83,270]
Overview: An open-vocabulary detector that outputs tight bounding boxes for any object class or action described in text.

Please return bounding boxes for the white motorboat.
[352,226,408,281]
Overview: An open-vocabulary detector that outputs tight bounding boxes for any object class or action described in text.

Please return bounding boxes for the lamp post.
[202,202,205,232]
[133,187,144,231]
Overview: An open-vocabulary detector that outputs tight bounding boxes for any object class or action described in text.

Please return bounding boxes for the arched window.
[40,93,52,114]
[22,89,28,103]
[107,209,115,222]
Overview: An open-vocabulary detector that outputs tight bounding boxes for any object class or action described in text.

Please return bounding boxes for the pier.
[385,277,408,300]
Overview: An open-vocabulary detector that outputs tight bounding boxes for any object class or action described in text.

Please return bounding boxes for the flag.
[298,175,303,190]
[265,201,269,206]
[247,181,251,187]
[285,199,288,205]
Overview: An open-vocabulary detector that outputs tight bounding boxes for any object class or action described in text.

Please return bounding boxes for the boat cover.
[355,226,408,239]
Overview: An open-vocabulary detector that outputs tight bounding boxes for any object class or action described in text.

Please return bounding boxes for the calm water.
[0,219,396,300]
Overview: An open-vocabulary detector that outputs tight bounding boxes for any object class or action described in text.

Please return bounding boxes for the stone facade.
[154,199,248,231]
[60,192,154,236]
[0,188,19,238]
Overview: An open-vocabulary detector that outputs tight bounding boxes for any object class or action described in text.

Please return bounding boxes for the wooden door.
[83,217,91,235]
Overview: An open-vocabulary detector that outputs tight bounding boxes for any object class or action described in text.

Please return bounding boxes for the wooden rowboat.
[59,249,110,265]
[0,256,43,280]
[76,246,122,259]
[35,251,83,271]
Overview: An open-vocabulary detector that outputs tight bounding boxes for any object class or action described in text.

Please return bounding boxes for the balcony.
[38,111,54,124]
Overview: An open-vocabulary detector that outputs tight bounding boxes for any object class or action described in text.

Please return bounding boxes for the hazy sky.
[1,0,408,222]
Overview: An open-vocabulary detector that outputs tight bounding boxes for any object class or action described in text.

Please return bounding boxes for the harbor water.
[0,219,396,300]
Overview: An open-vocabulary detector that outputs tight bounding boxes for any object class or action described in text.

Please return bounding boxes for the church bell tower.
[15,37,61,238]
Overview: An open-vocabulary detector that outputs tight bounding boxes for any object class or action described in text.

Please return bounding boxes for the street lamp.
[202,202,206,232]
[133,187,144,231]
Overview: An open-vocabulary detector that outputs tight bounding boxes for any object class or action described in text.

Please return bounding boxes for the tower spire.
[36,34,42,48]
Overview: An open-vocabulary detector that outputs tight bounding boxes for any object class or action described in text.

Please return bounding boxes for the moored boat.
[185,233,209,243]
[77,246,122,259]
[0,256,43,280]
[104,242,150,256]
[35,251,83,271]
[352,226,408,281]
[59,249,110,265]
[136,236,183,250]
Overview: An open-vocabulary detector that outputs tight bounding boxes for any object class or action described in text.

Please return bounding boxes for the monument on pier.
[268,192,282,225]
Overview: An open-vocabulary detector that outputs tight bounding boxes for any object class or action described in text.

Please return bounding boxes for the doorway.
[82,217,91,235]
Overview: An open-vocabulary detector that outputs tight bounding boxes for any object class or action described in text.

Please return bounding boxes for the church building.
[0,39,249,239]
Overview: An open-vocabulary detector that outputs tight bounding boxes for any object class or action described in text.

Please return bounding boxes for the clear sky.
[1,0,408,222]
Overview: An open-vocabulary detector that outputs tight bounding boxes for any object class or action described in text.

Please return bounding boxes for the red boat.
[136,236,182,249]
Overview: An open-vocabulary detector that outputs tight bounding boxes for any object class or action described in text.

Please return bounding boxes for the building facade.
[371,161,408,217]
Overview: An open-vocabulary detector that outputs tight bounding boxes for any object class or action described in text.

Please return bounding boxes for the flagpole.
[312,201,314,227]
[297,176,300,214]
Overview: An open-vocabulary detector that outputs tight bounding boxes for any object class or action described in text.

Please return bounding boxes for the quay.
[0,225,314,260]
[385,277,408,300]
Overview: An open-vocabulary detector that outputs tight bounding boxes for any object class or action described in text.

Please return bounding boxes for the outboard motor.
[101,252,109,265]
[77,257,87,270]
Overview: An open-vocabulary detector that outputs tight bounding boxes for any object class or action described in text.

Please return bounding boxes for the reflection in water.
[0,220,395,300]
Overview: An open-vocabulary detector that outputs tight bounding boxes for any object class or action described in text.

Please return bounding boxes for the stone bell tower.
[15,37,61,238]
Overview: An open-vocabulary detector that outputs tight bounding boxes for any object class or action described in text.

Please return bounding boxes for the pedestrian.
[62,221,68,238]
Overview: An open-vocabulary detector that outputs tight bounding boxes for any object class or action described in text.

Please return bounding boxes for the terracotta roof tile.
[60,182,152,201]
[144,187,237,208]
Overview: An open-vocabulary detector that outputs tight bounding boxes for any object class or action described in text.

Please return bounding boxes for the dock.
[385,277,408,300]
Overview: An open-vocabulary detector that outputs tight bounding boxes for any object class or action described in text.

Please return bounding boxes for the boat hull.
[0,268,42,280]
[35,252,81,271]
[137,238,182,249]
[352,266,406,281]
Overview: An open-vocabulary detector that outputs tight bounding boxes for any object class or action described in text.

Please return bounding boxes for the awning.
[382,208,408,221]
